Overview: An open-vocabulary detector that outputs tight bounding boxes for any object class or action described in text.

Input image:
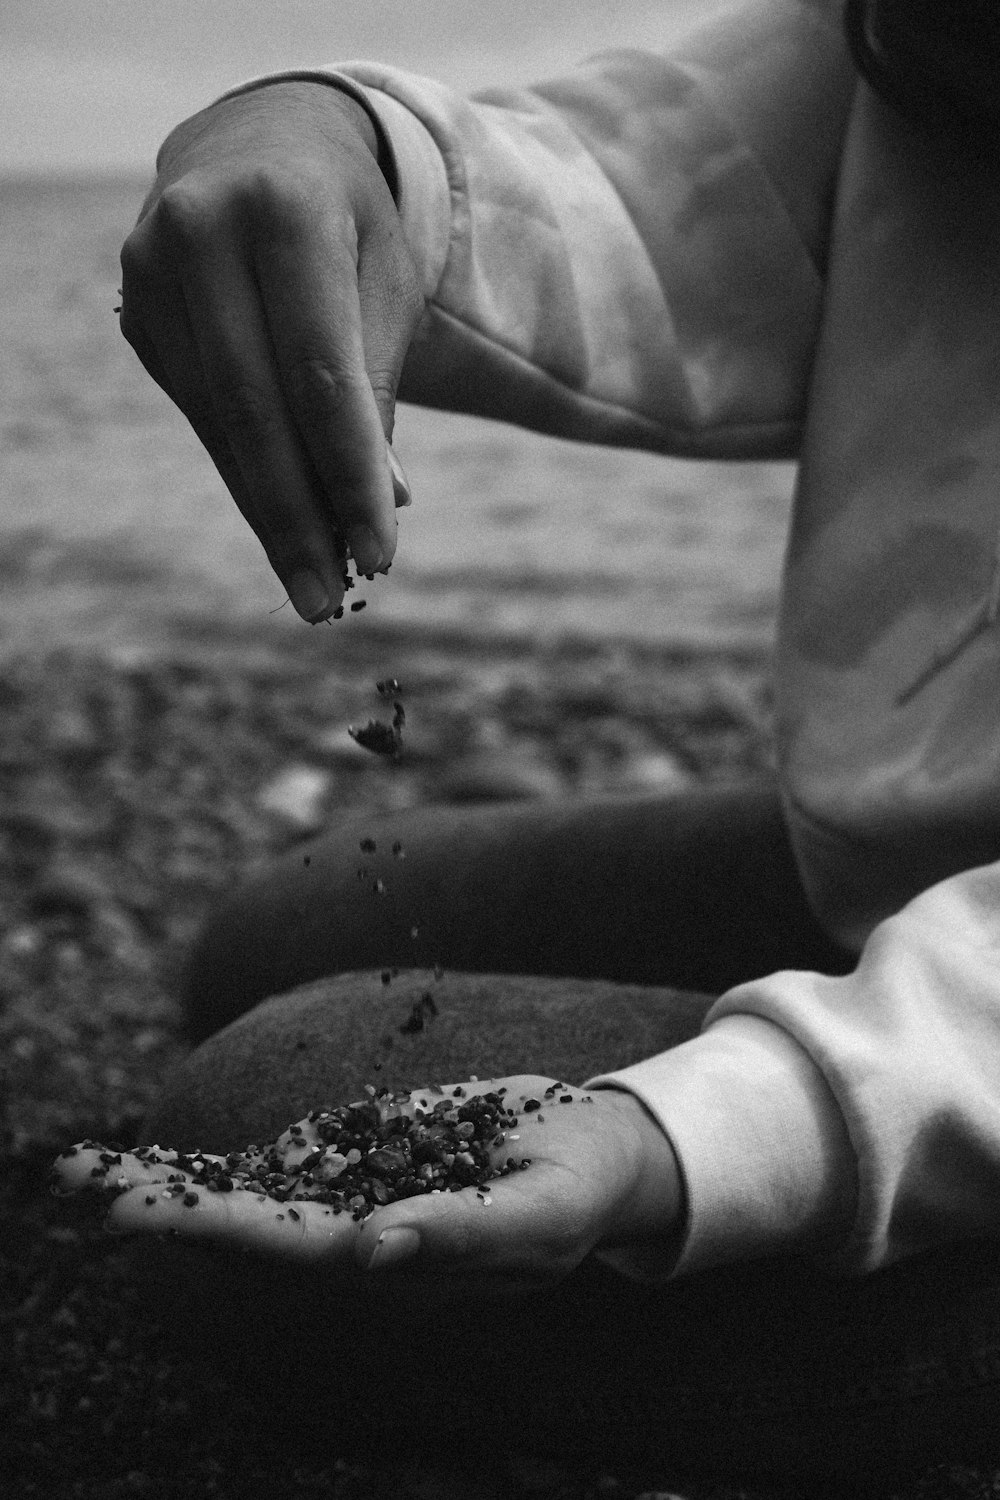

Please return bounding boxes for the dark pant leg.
[182,781,854,1040]
[146,969,1000,1490]
[167,783,990,1490]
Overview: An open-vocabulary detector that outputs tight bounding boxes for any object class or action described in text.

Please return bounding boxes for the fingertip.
[346,524,384,577]
[286,568,331,622]
[362,1222,421,1271]
[378,514,399,575]
[286,567,345,623]
[387,441,412,508]
[351,516,397,580]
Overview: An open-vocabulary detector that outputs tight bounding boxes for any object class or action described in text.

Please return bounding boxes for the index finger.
[50,1141,228,1195]
[106,1178,362,1264]
[50,1140,364,1265]
[254,226,401,577]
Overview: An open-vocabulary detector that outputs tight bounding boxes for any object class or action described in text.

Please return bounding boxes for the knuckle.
[153,182,215,254]
[246,172,318,242]
[285,354,364,425]
[119,229,164,308]
[212,379,280,440]
[118,232,146,284]
[367,368,399,411]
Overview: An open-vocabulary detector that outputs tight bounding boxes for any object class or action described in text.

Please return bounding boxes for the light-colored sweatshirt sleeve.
[223,0,854,458]
[591,859,1000,1279]
[219,4,999,1285]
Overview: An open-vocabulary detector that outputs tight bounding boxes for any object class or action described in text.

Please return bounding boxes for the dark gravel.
[0,621,992,1498]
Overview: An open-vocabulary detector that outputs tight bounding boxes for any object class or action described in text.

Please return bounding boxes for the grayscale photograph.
[4,3,1000,1497]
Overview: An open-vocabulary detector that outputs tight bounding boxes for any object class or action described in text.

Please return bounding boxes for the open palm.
[51,1074,681,1287]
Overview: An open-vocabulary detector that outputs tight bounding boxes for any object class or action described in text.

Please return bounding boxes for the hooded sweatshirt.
[222,0,1000,1278]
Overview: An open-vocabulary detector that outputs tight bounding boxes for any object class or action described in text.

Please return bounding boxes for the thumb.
[356,212,422,505]
[354,1165,591,1283]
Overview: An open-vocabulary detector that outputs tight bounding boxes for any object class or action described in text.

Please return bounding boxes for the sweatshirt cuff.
[215,68,451,302]
[586,1013,857,1280]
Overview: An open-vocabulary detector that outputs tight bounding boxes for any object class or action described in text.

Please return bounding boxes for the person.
[52,0,1000,1482]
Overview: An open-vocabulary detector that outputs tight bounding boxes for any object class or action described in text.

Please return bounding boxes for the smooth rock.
[428,751,564,804]
[142,969,714,1153]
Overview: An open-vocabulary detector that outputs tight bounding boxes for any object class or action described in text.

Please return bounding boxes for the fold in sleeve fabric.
[587,1013,859,1281]
[225,0,854,457]
[593,860,1000,1278]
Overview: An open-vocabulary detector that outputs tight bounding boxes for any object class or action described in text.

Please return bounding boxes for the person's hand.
[50,1076,683,1291]
[120,81,423,621]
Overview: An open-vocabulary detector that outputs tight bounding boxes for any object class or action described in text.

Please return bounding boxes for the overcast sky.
[3,0,717,174]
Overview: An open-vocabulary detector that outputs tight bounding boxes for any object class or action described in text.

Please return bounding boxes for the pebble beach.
[3,175,999,1498]
[0,621,994,1500]
[0,621,785,1500]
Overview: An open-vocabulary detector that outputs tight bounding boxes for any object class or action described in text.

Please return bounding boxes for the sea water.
[0,175,794,656]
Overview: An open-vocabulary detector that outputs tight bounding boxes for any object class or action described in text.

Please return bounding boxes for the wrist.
[199,75,397,197]
[593,1087,685,1248]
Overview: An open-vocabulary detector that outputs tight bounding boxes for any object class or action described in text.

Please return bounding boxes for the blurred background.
[1,13,792,1491]
[1,0,792,658]
[7,0,720,173]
